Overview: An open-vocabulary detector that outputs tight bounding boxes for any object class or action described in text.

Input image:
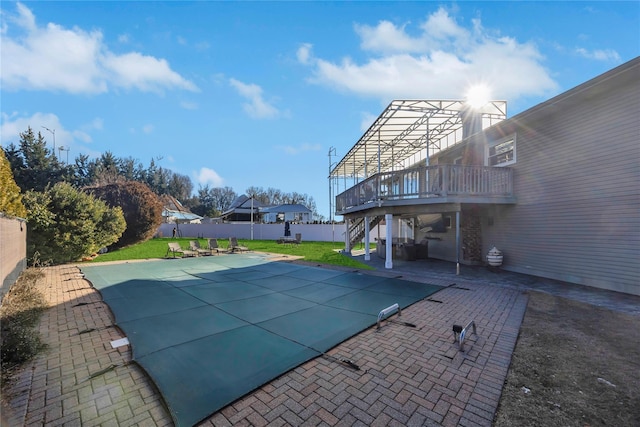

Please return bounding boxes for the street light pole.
[42,126,56,158]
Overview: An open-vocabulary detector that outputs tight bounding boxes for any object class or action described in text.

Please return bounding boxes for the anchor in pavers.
[452,320,477,351]
[376,303,417,330]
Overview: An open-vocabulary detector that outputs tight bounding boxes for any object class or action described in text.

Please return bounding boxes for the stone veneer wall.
[462,208,482,263]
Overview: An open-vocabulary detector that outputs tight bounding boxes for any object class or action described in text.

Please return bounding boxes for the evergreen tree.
[10,127,63,192]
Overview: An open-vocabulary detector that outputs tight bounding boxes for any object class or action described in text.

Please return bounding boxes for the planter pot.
[487,247,503,266]
[487,255,503,266]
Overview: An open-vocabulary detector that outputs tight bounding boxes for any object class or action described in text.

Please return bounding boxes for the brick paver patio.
[2,261,527,426]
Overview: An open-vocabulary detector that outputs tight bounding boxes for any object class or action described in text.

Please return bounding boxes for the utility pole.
[328,147,336,224]
[58,146,70,164]
[42,126,56,158]
[250,194,254,240]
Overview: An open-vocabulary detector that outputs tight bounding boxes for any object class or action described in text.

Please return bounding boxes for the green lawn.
[89,237,375,270]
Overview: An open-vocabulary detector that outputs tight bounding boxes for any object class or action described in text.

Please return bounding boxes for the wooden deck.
[336,165,515,214]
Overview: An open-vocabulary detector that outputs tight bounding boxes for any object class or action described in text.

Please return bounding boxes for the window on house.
[487,135,516,166]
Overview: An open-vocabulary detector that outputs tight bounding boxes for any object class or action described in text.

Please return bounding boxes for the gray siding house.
[332,57,639,296]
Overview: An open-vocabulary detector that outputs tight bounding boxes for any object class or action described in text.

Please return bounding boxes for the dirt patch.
[494,291,640,426]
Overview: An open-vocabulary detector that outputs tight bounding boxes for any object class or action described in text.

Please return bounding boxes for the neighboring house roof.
[161,194,202,222]
[161,194,188,212]
[162,210,203,222]
[220,195,264,219]
[260,204,312,214]
[228,195,266,209]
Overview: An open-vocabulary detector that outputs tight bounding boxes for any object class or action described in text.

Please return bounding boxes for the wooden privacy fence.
[0,214,27,302]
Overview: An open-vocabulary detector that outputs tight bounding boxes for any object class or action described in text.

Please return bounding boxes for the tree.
[70,154,93,188]
[8,127,63,192]
[0,148,27,218]
[167,173,193,201]
[23,182,126,264]
[190,185,237,217]
[119,156,145,182]
[86,181,163,248]
[92,151,121,185]
[211,186,236,213]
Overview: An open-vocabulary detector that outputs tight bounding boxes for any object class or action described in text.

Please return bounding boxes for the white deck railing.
[336,165,514,212]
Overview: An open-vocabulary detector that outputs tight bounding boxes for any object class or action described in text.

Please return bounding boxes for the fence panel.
[1,215,27,302]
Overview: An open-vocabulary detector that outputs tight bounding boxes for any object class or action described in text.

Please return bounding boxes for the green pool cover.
[81,254,442,426]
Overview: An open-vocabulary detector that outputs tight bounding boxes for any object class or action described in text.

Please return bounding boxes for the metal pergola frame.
[330,99,507,187]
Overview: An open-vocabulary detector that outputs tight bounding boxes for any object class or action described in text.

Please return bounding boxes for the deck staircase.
[349,216,382,249]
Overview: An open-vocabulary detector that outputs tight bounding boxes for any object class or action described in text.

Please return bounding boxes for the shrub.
[85,181,163,248]
[0,147,27,218]
[23,182,126,264]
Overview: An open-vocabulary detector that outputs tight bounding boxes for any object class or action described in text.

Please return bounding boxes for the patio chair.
[166,242,198,258]
[207,238,228,255]
[190,240,212,256]
[229,237,249,253]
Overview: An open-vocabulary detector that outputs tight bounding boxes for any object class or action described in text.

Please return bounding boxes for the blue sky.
[1,1,638,219]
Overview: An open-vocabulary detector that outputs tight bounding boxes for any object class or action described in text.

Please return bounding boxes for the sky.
[1,1,638,220]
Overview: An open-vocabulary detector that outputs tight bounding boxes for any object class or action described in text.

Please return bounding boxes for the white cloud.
[296,43,313,64]
[195,41,210,51]
[0,111,102,158]
[180,101,199,110]
[88,118,104,131]
[229,78,282,119]
[0,2,198,94]
[575,47,620,62]
[275,142,322,155]
[72,130,92,143]
[302,7,558,102]
[360,112,378,132]
[196,167,224,187]
[104,52,198,93]
[142,124,154,134]
[355,21,421,54]
[1,111,65,146]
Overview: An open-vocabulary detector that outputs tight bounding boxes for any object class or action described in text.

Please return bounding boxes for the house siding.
[481,64,640,295]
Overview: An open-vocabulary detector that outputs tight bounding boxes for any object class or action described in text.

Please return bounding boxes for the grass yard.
[89,237,374,270]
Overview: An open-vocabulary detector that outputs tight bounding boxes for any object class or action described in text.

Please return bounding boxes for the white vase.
[487,247,503,266]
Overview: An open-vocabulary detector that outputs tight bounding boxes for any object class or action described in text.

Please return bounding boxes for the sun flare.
[465,83,492,108]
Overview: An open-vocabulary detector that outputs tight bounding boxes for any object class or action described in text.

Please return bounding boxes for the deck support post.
[456,211,461,275]
[364,215,371,261]
[385,213,393,269]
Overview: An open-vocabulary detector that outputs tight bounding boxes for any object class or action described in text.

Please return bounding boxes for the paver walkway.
[5,253,632,427]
